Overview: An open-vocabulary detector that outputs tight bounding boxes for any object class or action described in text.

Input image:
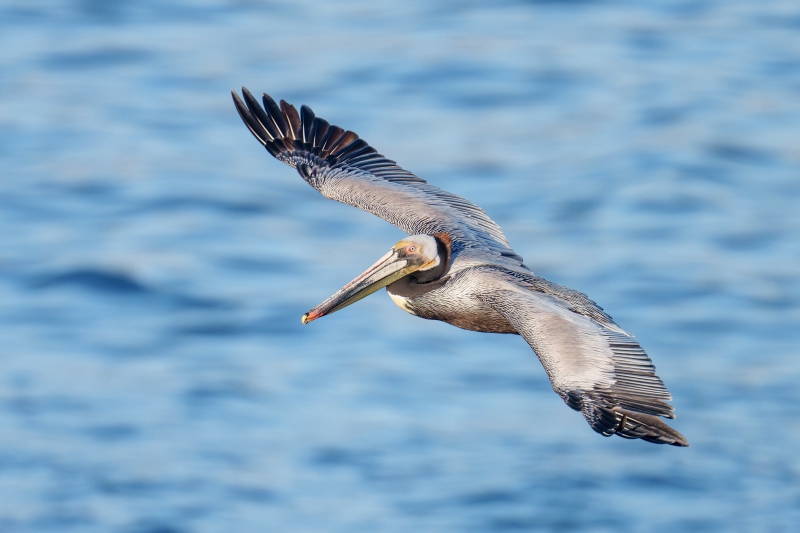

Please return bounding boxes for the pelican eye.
[407,245,416,253]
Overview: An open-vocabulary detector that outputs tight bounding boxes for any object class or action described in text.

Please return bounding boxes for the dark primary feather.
[231,88,524,267]
[266,95,290,138]
[300,105,315,145]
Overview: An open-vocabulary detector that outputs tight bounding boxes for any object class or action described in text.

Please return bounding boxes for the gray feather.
[231,89,524,267]
[473,268,687,446]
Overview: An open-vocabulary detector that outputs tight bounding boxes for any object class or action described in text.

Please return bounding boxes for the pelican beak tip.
[302,311,320,325]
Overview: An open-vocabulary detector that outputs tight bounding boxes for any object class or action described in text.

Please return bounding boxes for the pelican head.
[301,234,444,324]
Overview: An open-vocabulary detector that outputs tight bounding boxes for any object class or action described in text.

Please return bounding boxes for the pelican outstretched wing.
[474,269,687,446]
[232,88,523,266]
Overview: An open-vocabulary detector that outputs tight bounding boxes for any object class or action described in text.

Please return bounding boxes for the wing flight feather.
[474,271,687,446]
[232,88,523,266]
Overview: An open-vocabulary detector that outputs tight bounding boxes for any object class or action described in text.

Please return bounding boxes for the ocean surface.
[2,0,799,531]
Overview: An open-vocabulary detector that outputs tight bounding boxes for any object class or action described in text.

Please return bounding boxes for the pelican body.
[232,88,688,446]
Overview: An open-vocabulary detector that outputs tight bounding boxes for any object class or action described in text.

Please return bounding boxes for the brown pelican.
[231,88,688,447]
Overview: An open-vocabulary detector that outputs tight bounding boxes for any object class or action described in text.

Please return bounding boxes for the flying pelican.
[232,88,688,447]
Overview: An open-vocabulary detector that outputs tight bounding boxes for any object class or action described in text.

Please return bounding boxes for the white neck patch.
[388,292,416,315]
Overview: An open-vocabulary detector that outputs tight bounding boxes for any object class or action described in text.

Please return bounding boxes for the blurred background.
[1,0,799,531]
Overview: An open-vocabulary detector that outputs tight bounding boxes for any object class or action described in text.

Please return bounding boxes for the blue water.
[2,0,799,531]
